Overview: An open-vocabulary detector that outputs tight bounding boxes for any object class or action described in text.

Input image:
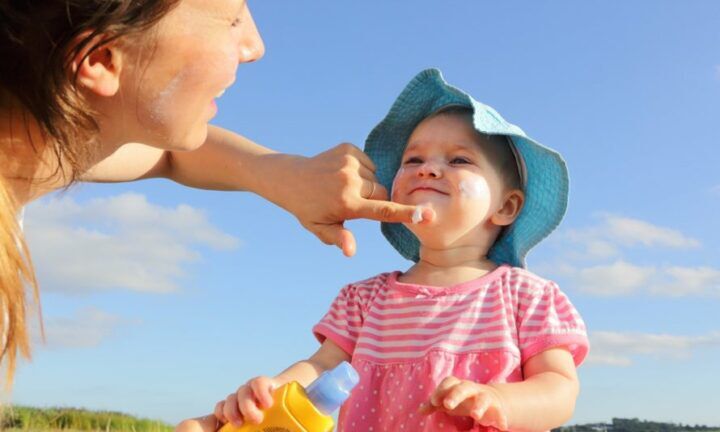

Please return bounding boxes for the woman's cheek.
[206,44,240,87]
[148,69,188,126]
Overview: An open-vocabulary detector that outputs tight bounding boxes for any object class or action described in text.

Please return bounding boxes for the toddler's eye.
[403,156,423,164]
[450,157,471,164]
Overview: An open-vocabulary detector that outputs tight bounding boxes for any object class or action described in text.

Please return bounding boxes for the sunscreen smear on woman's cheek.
[149,70,185,124]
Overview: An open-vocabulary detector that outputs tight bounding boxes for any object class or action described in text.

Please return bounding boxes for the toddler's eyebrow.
[404,141,481,154]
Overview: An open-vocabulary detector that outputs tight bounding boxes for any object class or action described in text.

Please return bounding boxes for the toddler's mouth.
[409,186,448,195]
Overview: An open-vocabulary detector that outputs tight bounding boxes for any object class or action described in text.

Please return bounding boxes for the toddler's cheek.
[458,177,490,200]
[390,169,405,202]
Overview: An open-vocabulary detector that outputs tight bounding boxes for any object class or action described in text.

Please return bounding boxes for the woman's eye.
[403,157,423,164]
[231,17,242,27]
[450,157,471,164]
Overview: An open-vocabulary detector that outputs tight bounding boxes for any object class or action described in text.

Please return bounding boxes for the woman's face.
[109,0,264,151]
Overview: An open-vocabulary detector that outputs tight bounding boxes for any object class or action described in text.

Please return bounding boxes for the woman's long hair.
[0,0,180,386]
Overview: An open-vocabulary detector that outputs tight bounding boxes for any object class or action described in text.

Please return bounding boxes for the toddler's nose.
[417,161,442,178]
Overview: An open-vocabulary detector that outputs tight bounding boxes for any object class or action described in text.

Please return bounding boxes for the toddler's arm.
[215,339,350,428]
[422,347,579,432]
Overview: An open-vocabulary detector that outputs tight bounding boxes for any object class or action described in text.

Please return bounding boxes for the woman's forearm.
[165,126,278,192]
[159,124,423,256]
[165,126,334,217]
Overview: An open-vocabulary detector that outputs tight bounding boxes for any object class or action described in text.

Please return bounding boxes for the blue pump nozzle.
[304,361,359,415]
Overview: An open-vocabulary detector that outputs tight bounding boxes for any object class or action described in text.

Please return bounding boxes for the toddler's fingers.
[442,381,480,411]
[417,401,438,415]
[492,410,509,431]
[429,376,462,408]
[222,393,244,427]
[470,396,490,425]
[472,396,508,431]
[238,393,265,425]
[249,376,276,409]
[213,401,227,424]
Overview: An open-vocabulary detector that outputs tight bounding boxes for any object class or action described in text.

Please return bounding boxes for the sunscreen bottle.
[219,361,359,432]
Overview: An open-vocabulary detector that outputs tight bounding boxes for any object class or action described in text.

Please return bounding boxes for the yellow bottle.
[219,361,358,432]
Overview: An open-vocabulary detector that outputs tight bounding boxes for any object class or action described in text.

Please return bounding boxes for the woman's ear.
[70,34,123,97]
[490,189,525,227]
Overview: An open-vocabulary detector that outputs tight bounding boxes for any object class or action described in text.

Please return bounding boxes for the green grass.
[0,406,173,432]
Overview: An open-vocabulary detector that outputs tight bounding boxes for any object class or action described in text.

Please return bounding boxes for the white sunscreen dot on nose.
[458,178,489,199]
[412,206,424,224]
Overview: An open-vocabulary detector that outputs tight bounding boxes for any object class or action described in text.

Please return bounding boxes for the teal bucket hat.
[364,69,569,268]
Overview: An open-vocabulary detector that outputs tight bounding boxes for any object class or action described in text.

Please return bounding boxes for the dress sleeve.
[517,280,589,366]
[313,283,367,356]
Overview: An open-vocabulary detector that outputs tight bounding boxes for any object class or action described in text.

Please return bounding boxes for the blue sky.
[9,0,720,427]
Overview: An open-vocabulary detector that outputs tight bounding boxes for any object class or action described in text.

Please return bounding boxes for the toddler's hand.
[214,376,278,428]
[419,376,509,431]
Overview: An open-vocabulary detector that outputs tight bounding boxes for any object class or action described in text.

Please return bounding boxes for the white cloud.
[24,193,239,294]
[563,214,700,259]
[559,261,720,298]
[571,260,657,296]
[31,307,135,349]
[603,215,700,248]
[586,330,720,367]
[653,266,720,297]
[547,214,717,297]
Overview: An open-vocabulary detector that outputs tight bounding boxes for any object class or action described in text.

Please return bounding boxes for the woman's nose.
[237,6,266,64]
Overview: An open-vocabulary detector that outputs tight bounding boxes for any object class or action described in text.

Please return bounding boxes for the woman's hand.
[263,143,434,257]
[419,376,510,431]
[85,129,434,257]
[214,376,278,428]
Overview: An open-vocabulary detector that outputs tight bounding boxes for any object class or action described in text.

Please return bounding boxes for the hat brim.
[364,69,568,268]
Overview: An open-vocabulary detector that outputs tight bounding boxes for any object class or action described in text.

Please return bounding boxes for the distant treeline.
[554,418,720,432]
[0,406,173,432]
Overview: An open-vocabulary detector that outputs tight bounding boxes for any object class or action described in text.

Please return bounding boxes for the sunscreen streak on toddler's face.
[458,177,490,200]
[412,206,424,224]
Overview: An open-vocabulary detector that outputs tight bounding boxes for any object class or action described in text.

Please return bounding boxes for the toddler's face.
[391,113,509,249]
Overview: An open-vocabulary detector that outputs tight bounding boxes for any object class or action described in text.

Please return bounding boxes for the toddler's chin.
[401,202,439,226]
[407,230,458,252]
[404,207,442,240]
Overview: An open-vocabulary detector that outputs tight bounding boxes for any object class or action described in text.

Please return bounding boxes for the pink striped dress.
[312,265,589,432]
